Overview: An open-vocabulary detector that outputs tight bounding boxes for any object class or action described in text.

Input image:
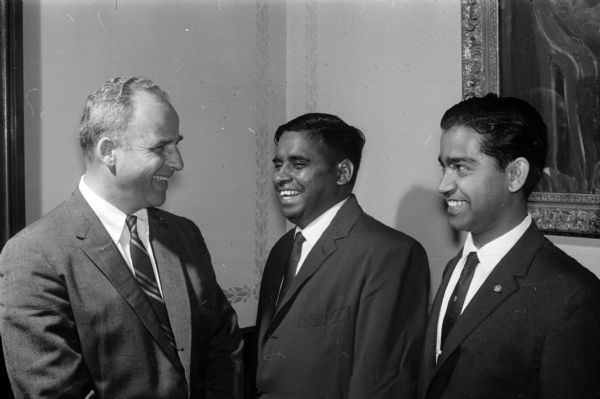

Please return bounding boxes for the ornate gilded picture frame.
[461,0,600,237]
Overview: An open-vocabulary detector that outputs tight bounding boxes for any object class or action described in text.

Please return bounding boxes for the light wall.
[23,0,600,327]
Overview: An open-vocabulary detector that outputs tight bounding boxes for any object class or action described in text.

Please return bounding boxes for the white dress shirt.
[292,197,349,275]
[435,215,532,360]
[78,176,164,294]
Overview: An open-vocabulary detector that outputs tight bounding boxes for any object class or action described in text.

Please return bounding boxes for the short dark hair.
[78,76,171,161]
[441,93,548,196]
[274,113,366,184]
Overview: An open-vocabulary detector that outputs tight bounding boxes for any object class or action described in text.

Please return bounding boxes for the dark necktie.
[441,251,479,347]
[126,215,177,350]
[276,232,305,309]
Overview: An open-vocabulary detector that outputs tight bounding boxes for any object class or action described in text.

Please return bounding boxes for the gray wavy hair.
[78,76,171,160]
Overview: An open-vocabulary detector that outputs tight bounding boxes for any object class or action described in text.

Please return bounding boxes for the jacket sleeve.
[348,239,430,399]
[0,236,95,399]
[189,223,244,399]
[539,282,600,398]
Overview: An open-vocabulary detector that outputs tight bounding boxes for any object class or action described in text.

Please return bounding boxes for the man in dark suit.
[0,76,243,398]
[419,93,600,399]
[255,113,430,398]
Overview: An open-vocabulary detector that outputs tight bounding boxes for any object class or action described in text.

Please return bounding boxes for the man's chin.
[148,195,167,209]
[281,211,299,223]
[280,207,301,224]
[447,215,470,233]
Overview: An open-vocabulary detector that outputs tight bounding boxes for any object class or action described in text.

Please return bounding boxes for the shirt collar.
[295,197,349,246]
[79,175,148,244]
[463,214,532,271]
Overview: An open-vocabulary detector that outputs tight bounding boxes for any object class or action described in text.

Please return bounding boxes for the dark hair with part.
[274,113,366,184]
[78,76,171,161]
[440,93,548,196]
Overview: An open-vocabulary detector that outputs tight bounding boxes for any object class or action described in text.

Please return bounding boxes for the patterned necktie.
[126,215,177,350]
[276,232,306,309]
[441,251,479,347]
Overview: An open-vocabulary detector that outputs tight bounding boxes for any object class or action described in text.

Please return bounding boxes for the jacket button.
[256,386,264,397]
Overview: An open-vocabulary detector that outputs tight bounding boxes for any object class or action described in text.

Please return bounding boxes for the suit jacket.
[255,196,430,399]
[0,189,243,399]
[419,223,600,399]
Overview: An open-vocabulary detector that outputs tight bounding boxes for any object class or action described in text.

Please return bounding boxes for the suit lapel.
[148,209,191,380]
[72,190,184,375]
[265,196,363,336]
[432,224,545,375]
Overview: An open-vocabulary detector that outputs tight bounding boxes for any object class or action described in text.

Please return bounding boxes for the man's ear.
[336,159,355,185]
[506,157,529,193]
[96,137,118,171]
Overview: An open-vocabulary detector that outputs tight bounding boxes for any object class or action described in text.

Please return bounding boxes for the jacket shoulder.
[148,207,199,231]
[354,212,425,249]
[5,199,78,244]
[532,237,600,290]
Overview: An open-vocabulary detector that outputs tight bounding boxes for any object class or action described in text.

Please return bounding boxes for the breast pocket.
[298,306,351,336]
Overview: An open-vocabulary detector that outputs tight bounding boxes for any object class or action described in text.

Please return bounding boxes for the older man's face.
[112,91,183,215]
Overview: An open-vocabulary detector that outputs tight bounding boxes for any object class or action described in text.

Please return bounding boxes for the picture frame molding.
[0,0,25,248]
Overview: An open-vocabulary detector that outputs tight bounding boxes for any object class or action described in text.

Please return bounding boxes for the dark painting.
[500,0,600,195]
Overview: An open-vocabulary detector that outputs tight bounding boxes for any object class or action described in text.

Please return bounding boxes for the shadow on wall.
[394,185,463,302]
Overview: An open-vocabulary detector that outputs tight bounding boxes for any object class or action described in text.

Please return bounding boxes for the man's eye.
[454,164,469,173]
[273,162,282,169]
[293,162,306,169]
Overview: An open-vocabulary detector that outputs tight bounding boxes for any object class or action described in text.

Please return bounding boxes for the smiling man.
[255,113,430,399]
[419,93,600,399]
[0,77,243,398]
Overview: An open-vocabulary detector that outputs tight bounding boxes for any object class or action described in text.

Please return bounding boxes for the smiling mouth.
[153,175,169,187]
[279,189,301,200]
[446,199,468,211]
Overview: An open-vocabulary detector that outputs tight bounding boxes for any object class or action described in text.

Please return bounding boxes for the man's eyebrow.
[288,155,310,162]
[438,156,476,165]
[153,135,183,147]
[272,155,310,163]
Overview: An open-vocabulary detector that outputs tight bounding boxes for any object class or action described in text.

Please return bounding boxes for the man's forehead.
[278,130,326,150]
[441,126,484,150]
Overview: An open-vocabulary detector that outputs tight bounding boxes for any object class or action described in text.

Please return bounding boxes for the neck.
[84,172,139,215]
[472,207,528,248]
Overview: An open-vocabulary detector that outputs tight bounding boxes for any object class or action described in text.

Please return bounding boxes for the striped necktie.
[126,215,177,350]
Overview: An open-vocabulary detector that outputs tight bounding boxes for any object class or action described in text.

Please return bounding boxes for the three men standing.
[2,75,599,399]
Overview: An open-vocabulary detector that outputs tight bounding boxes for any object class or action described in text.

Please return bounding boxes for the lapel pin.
[493,284,502,293]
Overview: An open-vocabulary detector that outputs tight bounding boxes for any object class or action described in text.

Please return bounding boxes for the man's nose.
[273,166,291,185]
[437,171,455,194]
[166,147,184,171]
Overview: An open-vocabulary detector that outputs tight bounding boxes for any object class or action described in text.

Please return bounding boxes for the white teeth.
[447,200,465,208]
[280,190,300,197]
[153,176,168,182]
